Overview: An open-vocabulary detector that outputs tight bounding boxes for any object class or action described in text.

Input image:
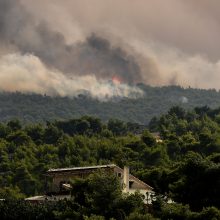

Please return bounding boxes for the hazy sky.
[1,0,220,97]
[21,0,220,59]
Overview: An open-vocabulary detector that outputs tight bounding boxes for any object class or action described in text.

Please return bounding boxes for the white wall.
[127,189,155,204]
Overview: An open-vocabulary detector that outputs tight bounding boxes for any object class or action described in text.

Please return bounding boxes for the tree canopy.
[0,106,219,218]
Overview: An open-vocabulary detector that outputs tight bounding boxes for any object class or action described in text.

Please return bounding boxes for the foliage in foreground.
[0,106,219,218]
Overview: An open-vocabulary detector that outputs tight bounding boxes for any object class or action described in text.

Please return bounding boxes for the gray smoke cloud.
[0,0,220,95]
[23,0,220,60]
[0,0,144,85]
[0,53,143,100]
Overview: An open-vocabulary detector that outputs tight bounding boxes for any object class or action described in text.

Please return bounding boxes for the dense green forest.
[0,106,220,219]
[1,84,220,124]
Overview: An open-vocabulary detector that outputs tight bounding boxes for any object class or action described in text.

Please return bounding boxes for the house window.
[117,173,122,177]
[129,181,134,188]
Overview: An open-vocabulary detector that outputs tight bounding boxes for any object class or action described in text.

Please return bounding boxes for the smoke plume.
[0,0,220,97]
[0,0,142,85]
[0,53,143,100]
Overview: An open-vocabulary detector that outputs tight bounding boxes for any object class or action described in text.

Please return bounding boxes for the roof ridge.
[47,164,117,172]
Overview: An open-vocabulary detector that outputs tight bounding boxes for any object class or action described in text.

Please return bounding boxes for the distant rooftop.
[46,164,153,190]
[47,164,116,173]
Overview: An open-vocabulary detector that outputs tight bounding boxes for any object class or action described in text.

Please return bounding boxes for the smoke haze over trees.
[1,0,220,98]
[1,2,220,218]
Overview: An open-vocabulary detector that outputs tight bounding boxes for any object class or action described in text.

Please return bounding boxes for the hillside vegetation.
[1,85,220,124]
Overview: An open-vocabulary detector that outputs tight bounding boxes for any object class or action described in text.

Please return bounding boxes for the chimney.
[123,166,129,193]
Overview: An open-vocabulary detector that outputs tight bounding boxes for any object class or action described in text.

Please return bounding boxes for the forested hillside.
[1,85,220,124]
[0,106,220,219]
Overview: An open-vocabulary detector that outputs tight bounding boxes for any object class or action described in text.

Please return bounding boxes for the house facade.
[44,164,154,204]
